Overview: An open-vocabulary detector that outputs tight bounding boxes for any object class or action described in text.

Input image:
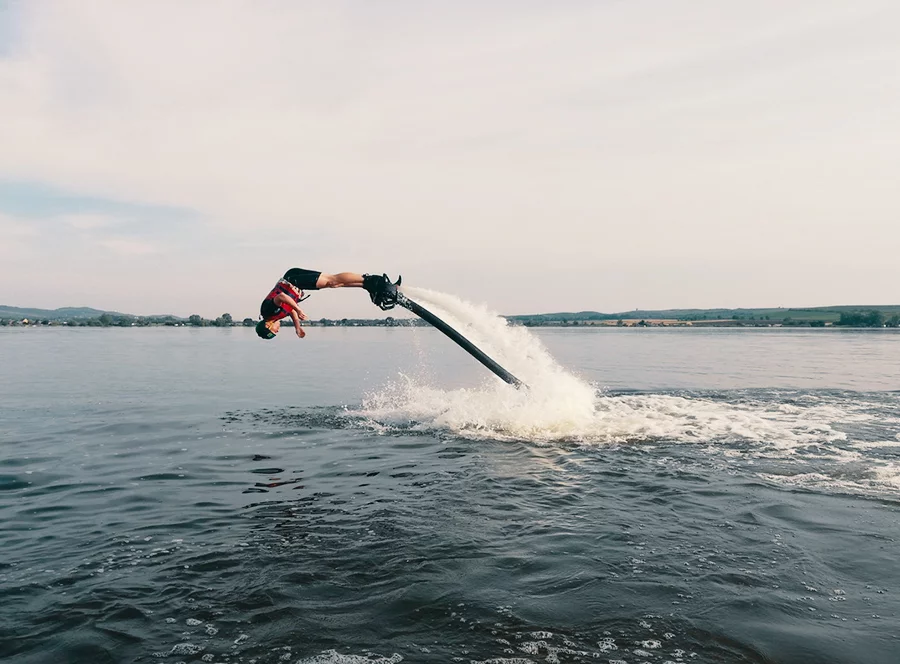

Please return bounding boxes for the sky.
[1,0,898,319]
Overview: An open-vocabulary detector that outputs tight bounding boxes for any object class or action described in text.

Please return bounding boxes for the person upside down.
[255,268,401,340]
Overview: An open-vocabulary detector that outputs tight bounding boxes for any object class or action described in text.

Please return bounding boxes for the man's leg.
[315,271,401,309]
[315,272,365,289]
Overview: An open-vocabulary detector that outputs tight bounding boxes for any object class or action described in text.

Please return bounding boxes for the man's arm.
[273,293,308,320]
[288,309,306,339]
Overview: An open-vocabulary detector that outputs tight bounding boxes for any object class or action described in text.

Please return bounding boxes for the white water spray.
[361,286,599,441]
[356,287,848,450]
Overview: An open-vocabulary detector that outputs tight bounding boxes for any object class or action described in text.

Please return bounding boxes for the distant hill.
[0,305,131,320]
[5,304,900,328]
[509,305,900,325]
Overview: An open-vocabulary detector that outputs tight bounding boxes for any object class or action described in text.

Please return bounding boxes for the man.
[255,268,401,340]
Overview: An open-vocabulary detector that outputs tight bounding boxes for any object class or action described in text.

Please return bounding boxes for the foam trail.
[358,287,847,448]
[353,288,900,495]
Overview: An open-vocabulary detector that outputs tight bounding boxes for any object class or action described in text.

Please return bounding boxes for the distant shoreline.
[4,319,900,330]
[3,305,899,329]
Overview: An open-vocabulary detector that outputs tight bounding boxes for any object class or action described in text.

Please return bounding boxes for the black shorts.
[283,268,321,291]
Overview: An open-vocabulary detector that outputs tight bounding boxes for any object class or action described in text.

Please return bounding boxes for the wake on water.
[351,288,900,496]
[356,287,846,448]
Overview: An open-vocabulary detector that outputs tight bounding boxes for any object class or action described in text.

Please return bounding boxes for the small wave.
[758,459,900,496]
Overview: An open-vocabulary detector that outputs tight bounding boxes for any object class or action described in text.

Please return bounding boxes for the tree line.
[1,313,423,327]
[5,309,899,329]
[835,310,900,327]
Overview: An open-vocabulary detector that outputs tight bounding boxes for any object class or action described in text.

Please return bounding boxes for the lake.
[2,302,899,663]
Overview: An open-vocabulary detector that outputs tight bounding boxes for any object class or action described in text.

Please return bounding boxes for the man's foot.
[363,273,402,310]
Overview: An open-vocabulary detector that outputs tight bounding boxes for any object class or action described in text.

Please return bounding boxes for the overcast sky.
[1,1,898,319]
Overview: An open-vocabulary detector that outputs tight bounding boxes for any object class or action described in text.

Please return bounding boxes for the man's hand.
[289,310,307,339]
[295,309,308,321]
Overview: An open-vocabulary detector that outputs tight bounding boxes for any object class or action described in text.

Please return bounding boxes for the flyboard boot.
[363,273,402,310]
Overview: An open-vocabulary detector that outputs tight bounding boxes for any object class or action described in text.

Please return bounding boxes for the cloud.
[0,1,899,315]
[61,212,121,230]
[0,213,38,252]
[58,213,163,255]
[97,238,158,256]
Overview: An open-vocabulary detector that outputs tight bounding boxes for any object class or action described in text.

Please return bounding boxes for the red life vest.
[262,279,303,322]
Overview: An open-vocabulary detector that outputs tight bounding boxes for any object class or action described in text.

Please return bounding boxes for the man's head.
[255,319,280,340]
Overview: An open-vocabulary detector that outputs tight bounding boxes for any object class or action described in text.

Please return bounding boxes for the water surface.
[1,323,898,664]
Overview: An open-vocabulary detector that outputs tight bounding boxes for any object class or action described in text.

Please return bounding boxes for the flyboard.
[369,277,525,388]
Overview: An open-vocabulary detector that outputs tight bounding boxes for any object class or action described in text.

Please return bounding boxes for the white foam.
[169,643,204,656]
[852,440,900,450]
[759,459,900,494]
[295,651,401,664]
[361,378,849,448]
[872,463,900,488]
[352,289,900,496]
[358,288,846,449]
[360,287,598,442]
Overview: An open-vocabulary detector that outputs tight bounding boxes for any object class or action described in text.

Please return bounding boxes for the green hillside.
[5,304,900,328]
[0,305,125,320]
[510,305,900,326]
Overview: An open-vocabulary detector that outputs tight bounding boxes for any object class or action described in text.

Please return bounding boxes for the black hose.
[397,294,525,389]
